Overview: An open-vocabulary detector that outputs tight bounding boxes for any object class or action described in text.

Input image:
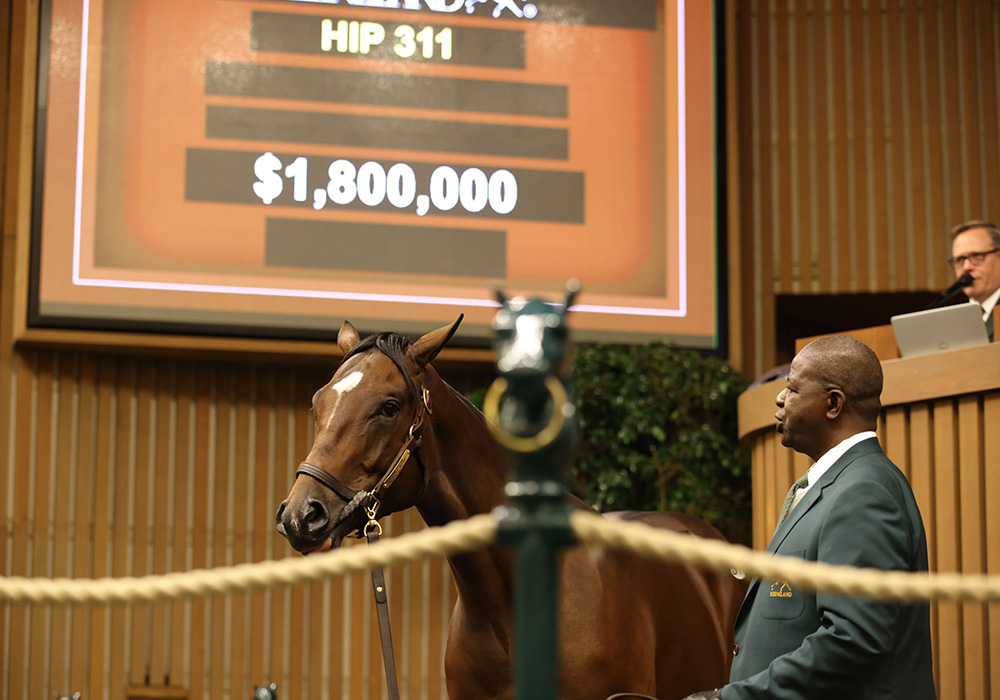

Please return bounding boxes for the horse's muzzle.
[274,492,368,552]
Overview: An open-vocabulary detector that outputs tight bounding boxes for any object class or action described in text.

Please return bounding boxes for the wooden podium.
[794,323,900,360]
[738,341,1000,699]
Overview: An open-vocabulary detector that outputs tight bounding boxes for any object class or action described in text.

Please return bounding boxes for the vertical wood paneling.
[210,366,233,700]
[975,2,1000,213]
[907,402,939,684]
[2,353,458,700]
[9,351,33,698]
[230,366,253,700]
[733,0,1000,376]
[188,366,213,700]
[932,399,962,698]
[131,362,154,688]
[957,395,987,700]
[885,0,908,289]
[110,360,136,700]
[70,357,96,694]
[984,393,1000,700]
[268,372,292,698]
[867,0,890,291]
[754,0,776,370]
[958,1,980,216]
[829,3,851,292]
[734,2,760,373]
[249,366,272,692]
[90,358,115,700]
[849,1,869,291]
[775,1,794,292]
[29,352,55,700]
[794,1,814,292]
[150,362,173,686]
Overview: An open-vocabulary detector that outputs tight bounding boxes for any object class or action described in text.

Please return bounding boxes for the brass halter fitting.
[364,497,383,536]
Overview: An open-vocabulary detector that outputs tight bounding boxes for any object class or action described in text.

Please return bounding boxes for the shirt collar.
[805,431,878,489]
[972,285,1000,321]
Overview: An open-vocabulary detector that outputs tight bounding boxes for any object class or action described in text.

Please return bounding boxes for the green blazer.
[722,438,936,700]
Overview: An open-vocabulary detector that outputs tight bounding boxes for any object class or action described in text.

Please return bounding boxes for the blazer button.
[732,644,740,656]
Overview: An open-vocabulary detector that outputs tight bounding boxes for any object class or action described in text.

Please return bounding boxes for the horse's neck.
[417,371,508,526]
[417,372,516,618]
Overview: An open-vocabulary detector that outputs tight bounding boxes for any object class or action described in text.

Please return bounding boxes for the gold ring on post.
[482,375,568,453]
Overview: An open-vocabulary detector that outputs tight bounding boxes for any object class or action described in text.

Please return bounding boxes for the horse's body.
[276,319,746,700]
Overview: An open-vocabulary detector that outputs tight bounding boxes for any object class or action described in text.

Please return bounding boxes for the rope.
[569,512,1000,604]
[4,510,1000,606]
[0,514,497,606]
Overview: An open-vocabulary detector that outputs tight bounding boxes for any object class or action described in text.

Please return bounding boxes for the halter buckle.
[364,497,383,536]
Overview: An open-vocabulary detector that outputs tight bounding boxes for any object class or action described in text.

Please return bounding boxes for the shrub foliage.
[570,342,752,544]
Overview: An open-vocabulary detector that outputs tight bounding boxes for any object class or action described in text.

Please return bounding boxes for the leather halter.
[294,384,431,700]
[295,386,430,532]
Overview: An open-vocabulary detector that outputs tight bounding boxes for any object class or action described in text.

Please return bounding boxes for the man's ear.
[826,388,846,419]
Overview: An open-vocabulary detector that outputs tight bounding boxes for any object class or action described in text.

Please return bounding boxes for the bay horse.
[275,316,745,700]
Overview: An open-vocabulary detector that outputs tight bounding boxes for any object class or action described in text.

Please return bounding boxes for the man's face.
[952,227,1000,303]
[775,352,829,459]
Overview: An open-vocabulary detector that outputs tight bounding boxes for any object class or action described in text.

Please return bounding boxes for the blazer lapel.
[735,438,885,620]
[766,437,882,553]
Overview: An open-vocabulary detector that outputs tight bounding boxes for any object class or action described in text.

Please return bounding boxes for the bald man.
[682,336,935,700]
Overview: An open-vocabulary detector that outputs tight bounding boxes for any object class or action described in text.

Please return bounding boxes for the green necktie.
[775,473,810,530]
[986,307,994,342]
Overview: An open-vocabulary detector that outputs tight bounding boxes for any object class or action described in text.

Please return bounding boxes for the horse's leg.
[444,599,515,700]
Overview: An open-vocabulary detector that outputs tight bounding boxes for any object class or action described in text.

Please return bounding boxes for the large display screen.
[31,0,721,347]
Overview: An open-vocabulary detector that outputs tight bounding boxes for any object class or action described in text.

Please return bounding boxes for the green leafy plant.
[570,342,752,544]
[465,342,753,544]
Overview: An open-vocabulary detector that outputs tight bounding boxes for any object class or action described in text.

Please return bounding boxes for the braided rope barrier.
[569,512,1000,604]
[0,514,498,606]
[3,511,1000,606]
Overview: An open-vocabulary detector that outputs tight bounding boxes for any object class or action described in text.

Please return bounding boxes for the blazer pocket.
[761,550,806,620]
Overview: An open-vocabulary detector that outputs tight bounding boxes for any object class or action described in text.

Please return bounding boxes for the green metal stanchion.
[484,286,579,700]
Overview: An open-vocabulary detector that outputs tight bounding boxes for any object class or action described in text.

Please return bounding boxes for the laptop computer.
[890,303,990,358]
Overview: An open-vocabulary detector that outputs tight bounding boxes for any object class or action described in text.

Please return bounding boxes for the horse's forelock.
[343,332,419,400]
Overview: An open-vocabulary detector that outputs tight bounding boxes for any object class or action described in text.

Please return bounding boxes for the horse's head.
[274,316,462,554]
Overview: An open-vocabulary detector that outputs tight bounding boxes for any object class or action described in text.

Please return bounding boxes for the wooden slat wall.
[0,349,458,700]
[730,0,1000,378]
[746,389,1000,700]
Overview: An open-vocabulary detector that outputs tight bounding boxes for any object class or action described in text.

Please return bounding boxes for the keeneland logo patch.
[770,580,793,598]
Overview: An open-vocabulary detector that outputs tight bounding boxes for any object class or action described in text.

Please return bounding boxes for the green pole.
[486,288,579,700]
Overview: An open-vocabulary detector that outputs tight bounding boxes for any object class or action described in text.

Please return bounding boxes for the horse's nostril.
[302,498,330,534]
[274,500,288,534]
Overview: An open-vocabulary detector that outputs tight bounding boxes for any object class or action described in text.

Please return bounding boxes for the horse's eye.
[380,401,400,418]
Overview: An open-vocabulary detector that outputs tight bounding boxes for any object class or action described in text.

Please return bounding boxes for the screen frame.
[19,0,728,359]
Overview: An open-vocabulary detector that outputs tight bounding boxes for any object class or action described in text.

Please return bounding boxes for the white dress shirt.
[970,285,1000,322]
[794,431,878,501]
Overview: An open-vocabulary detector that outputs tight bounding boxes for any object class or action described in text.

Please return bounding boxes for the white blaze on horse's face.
[325,370,364,431]
[498,314,547,372]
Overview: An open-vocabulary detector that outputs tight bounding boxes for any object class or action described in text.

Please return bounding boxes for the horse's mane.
[343,331,419,400]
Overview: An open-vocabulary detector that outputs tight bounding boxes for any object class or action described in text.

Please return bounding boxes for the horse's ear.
[407,315,463,370]
[563,279,580,311]
[338,321,361,354]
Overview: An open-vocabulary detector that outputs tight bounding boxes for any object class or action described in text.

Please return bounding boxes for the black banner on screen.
[205,105,568,159]
[205,63,567,117]
[185,148,585,223]
[265,218,507,277]
[251,11,527,67]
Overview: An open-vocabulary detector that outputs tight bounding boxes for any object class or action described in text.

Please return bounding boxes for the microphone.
[926,272,974,309]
